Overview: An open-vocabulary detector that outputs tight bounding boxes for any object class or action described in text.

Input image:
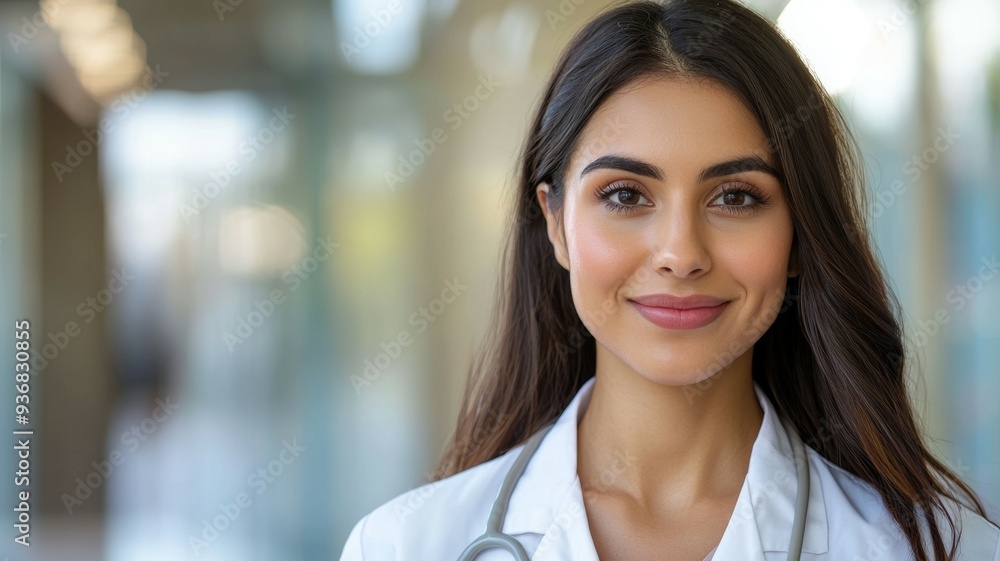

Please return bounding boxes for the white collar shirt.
[339,376,1000,560]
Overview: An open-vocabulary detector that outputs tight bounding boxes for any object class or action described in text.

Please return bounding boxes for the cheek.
[565,215,641,325]
[717,215,795,310]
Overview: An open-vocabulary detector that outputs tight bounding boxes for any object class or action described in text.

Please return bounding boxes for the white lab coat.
[339,377,1000,560]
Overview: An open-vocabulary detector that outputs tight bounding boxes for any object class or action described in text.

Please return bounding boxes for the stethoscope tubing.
[456,421,555,561]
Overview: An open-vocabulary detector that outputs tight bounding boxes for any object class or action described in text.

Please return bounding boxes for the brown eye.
[722,191,748,206]
[709,183,770,216]
[595,182,652,215]
[614,189,642,205]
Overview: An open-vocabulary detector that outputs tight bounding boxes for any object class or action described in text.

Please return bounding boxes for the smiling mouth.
[628,300,730,330]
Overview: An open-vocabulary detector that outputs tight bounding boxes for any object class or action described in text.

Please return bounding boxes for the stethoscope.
[456,416,810,561]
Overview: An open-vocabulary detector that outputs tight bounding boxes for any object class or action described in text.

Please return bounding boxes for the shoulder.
[337,444,525,561]
[805,446,1000,560]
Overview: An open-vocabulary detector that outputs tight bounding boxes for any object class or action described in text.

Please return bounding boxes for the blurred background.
[0,0,997,558]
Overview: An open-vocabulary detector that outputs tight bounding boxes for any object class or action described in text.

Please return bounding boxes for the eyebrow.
[579,154,780,182]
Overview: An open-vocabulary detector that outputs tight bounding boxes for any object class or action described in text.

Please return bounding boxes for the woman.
[339,0,999,559]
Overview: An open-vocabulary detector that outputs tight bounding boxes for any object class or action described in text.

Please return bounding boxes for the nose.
[648,206,712,279]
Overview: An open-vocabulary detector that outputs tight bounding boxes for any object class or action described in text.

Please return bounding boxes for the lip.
[628,293,731,330]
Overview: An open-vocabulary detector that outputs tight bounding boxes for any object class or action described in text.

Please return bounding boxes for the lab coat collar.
[501,376,829,559]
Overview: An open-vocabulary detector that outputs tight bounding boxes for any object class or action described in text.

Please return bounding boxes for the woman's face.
[536,76,797,386]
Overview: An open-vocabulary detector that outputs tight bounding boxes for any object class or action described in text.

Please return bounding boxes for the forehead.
[568,76,773,176]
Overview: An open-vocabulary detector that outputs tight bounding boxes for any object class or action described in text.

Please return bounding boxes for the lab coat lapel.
[712,384,829,559]
[499,377,600,559]
[529,477,601,561]
[494,378,828,560]
[711,480,768,561]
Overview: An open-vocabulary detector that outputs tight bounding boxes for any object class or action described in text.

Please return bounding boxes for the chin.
[612,346,736,388]
[594,320,753,386]
[638,367,722,388]
[667,338,738,371]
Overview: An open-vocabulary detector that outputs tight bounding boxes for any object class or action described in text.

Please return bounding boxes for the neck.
[577,346,763,512]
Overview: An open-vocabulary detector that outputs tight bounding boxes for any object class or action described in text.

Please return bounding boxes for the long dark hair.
[430,1,989,559]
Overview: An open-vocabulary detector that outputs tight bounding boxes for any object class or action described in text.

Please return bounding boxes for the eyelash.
[594,181,771,216]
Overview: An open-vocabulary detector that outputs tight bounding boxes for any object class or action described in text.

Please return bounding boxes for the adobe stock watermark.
[385,75,501,191]
[222,235,339,352]
[425,411,515,482]
[731,412,847,517]
[878,0,930,38]
[51,65,170,183]
[544,0,591,30]
[729,463,793,532]
[397,412,516,523]
[340,0,403,62]
[686,6,737,56]
[763,93,825,155]
[872,126,959,219]
[681,285,795,404]
[903,253,999,350]
[393,477,446,525]
[6,0,72,53]
[580,447,638,504]
[350,278,468,394]
[60,396,180,514]
[188,439,305,557]
[534,495,587,555]
[180,106,296,222]
[212,0,245,21]
[517,112,628,232]
[27,269,135,373]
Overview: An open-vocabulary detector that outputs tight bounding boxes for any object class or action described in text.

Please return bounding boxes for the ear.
[787,234,800,278]
[535,182,570,271]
